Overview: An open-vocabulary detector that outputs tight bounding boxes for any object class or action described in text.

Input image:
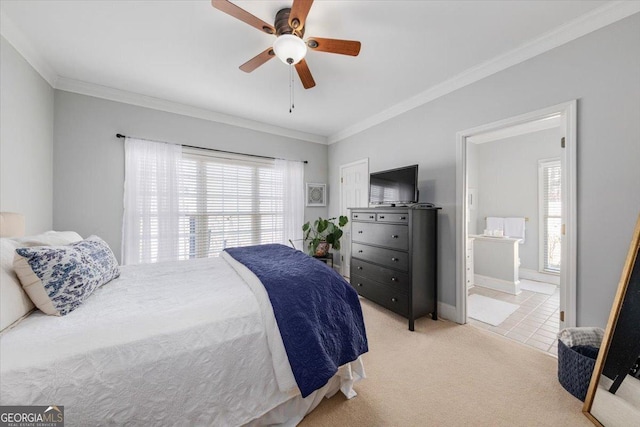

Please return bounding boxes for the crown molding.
[327,1,640,144]
[0,12,57,87]
[55,77,327,144]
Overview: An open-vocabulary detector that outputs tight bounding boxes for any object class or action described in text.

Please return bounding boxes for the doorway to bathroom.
[455,101,577,355]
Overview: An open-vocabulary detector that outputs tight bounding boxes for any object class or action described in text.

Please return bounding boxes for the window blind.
[540,159,562,273]
[177,150,284,260]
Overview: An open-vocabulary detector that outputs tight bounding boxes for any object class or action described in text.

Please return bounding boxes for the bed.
[0,213,368,426]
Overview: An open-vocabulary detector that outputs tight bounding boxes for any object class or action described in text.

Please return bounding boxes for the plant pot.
[315,242,330,257]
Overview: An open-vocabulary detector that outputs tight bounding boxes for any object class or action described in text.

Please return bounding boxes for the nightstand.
[313,253,334,268]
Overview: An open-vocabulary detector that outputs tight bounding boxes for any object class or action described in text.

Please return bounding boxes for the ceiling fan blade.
[239,48,275,73]
[211,0,275,35]
[295,59,316,89]
[289,0,314,32]
[306,37,361,56]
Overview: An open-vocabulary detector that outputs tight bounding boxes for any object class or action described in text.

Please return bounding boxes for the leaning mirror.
[583,213,640,426]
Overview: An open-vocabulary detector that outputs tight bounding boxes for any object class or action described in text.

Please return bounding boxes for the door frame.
[455,100,577,327]
[339,158,369,277]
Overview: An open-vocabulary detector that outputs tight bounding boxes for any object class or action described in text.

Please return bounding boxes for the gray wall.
[328,14,640,328]
[470,128,562,270]
[53,91,328,262]
[0,36,54,234]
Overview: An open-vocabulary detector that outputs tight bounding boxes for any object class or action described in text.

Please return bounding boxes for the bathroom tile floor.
[467,280,560,356]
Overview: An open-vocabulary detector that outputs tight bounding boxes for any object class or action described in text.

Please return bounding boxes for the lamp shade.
[273,34,307,65]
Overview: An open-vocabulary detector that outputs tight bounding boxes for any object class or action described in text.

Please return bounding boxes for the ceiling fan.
[211,0,361,89]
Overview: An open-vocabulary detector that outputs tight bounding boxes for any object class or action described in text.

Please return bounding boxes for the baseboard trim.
[519,268,560,285]
[474,274,521,295]
[437,302,458,323]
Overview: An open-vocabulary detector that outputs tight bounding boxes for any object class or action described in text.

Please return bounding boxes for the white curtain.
[276,159,304,249]
[122,137,182,265]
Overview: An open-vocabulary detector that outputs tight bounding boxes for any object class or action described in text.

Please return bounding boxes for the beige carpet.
[300,298,591,427]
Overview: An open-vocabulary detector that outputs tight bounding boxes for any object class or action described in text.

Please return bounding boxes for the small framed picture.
[306,183,326,206]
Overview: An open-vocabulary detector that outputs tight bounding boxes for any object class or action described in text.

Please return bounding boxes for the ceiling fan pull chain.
[289,64,295,113]
[289,64,292,113]
[291,64,295,112]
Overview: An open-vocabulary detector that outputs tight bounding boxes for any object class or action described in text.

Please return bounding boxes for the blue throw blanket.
[224,244,368,397]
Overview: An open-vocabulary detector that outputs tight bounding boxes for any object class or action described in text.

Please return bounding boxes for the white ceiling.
[0,1,632,143]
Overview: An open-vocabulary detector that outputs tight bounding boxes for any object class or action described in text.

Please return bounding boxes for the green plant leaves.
[301,215,349,254]
[317,218,328,234]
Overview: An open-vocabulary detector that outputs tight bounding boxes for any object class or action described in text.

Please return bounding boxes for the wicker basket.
[557,340,598,401]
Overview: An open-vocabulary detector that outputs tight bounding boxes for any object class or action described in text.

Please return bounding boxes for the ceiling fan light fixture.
[273,34,307,65]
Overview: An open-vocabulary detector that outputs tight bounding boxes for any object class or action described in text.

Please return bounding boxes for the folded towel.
[557,327,604,348]
[505,217,526,243]
[486,217,504,233]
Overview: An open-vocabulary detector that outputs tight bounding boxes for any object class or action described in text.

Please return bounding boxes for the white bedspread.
[0,257,363,426]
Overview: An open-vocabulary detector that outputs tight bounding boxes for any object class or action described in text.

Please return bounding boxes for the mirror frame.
[583,213,640,425]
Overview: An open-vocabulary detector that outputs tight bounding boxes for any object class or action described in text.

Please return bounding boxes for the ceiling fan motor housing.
[275,8,304,38]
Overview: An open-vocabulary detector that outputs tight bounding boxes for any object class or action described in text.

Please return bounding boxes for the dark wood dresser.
[349,207,439,331]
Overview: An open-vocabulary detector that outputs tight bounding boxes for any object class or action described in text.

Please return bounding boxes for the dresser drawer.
[352,222,408,250]
[351,211,376,222]
[351,275,408,317]
[351,258,410,293]
[352,243,408,271]
[376,212,409,224]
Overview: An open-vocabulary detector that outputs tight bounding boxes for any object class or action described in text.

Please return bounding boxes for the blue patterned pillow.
[13,236,120,316]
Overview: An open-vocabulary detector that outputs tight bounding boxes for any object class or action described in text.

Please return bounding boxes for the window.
[123,138,303,265]
[538,159,562,274]
[177,149,284,259]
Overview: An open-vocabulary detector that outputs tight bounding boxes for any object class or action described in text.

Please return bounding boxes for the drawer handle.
[400,216,406,220]
[391,257,399,262]
[369,215,375,219]
[391,277,397,282]
[357,283,363,287]
[391,234,399,239]
[358,230,363,234]
[354,215,359,218]
[357,266,363,270]
[379,215,385,219]
[391,297,398,302]
[358,250,363,253]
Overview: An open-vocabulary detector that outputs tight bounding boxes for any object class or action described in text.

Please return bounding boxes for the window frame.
[538,157,562,274]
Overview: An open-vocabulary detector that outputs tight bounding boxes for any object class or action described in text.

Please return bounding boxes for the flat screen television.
[369,164,418,206]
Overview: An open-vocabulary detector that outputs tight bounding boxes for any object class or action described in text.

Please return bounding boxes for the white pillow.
[1,238,35,331]
[0,231,84,330]
[14,230,83,246]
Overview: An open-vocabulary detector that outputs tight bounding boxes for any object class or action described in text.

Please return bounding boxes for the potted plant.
[302,215,349,257]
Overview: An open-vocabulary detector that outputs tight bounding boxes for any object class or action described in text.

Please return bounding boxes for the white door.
[340,159,369,277]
